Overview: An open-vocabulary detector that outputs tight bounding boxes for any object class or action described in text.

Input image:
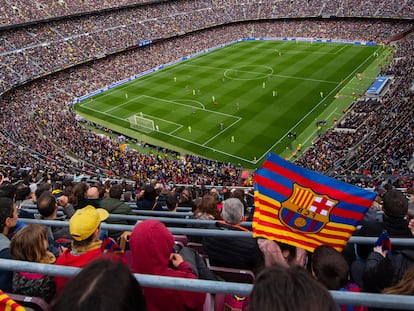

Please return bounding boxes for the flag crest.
[253,153,377,252]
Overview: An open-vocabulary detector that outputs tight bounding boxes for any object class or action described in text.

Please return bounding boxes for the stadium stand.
[0,0,413,309]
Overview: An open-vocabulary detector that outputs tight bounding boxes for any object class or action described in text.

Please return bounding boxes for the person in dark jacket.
[349,189,412,286]
[0,197,19,292]
[357,189,412,258]
[99,184,133,240]
[362,218,414,293]
[136,184,157,210]
[202,198,264,274]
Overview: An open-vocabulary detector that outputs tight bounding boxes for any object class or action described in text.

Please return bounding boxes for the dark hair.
[249,264,338,311]
[15,182,31,201]
[0,183,16,199]
[166,194,178,211]
[69,182,88,206]
[311,245,349,290]
[109,184,123,200]
[142,185,156,201]
[0,197,15,232]
[193,193,221,220]
[382,189,408,218]
[49,257,146,311]
[37,192,57,218]
[35,182,52,200]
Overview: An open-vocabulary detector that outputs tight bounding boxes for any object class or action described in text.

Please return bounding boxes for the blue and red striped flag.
[253,153,377,252]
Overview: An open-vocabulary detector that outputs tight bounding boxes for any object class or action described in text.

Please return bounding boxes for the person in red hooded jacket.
[130,219,206,311]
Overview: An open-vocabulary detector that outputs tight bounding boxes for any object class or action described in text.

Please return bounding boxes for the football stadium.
[0,0,413,310]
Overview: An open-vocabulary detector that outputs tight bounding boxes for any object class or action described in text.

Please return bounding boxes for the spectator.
[10,224,56,302]
[177,187,196,212]
[136,184,157,210]
[166,193,179,212]
[49,257,146,311]
[229,188,248,215]
[99,183,133,240]
[350,189,412,286]
[69,182,89,210]
[130,219,206,311]
[152,187,170,211]
[362,219,414,293]
[52,189,75,218]
[257,239,307,268]
[54,205,109,293]
[249,264,338,311]
[383,265,414,295]
[202,198,264,273]
[36,192,72,250]
[311,245,367,311]
[86,186,102,208]
[0,197,18,292]
[192,193,221,220]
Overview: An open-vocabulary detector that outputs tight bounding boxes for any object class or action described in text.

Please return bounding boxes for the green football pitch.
[75,40,384,169]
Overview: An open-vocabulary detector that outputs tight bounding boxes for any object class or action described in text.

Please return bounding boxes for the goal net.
[128,114,155,133]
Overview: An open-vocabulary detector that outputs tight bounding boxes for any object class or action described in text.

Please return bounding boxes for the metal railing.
[0,259,413,310]
[19,218,414,245]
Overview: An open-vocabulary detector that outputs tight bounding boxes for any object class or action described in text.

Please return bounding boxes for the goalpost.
[128,114,155,133]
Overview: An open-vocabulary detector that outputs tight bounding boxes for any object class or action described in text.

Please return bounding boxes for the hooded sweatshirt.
[130,220,205,311]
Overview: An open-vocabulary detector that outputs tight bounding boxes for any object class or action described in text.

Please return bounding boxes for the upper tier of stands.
[1,0,413,27]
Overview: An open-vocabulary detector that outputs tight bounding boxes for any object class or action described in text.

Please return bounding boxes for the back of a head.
[166,194,178,211]
[37,192,56,218]
[49,258,146,311]
[382,189,408,218]
[311,245,349,290]
[222,198,244,224]
[10,224,48,263]
[35,182,52,200]
[109,184,123,200]
[0,183,16,199]
[142,185,156,201]
[249,264,338,311]
[87,186,100,200]
[15,183,31,201]
[130,220,174,274]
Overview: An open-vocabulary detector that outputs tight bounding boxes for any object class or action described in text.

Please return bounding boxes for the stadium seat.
[173,235,188,249]
[187,242,209,262]
[207,266,255,284]
[6,293,48,311]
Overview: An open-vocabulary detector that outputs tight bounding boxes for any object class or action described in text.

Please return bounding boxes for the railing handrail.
[0,259,413,309]
[19,218,414,245]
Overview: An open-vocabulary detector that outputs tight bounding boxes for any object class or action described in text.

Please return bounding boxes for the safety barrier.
[0,259,413,309]
[19,212,252,228]
[19,218,414,245]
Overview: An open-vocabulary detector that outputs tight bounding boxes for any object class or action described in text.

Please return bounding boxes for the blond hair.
[10,224,55,264]
[383,266,414,295]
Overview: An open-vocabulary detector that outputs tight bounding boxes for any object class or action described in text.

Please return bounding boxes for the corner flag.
[253,153,377,252]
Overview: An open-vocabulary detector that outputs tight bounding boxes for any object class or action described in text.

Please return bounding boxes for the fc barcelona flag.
[253,153,377,252]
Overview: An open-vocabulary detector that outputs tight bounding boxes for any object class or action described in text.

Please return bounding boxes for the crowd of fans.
[0,172,413,309]
[0,0,413,188]
[0,0,412,27]
[296,31,413,188]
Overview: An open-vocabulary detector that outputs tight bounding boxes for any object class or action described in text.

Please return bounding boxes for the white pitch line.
[185,64,337,84]
[202,118,242,146]
[143,95,240,119]
[256,48,380,162]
